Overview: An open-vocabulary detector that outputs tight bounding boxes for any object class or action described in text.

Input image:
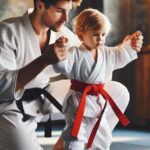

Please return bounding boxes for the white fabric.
[0,111,43,150]
[53,43,137,117]
[53,43,137,149]
[0,10,53,114]
[0,9,80,150]
[90,81,130,150]
[0,10,80,115]
[62,81,129,150]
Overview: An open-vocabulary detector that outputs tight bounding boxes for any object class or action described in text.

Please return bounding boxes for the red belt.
[70,79,129,148]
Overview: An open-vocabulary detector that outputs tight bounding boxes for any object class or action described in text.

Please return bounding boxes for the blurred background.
[0,0,150,138]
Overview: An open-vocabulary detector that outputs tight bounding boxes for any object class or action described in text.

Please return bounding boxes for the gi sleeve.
[53,46,76,78]
[105,43,137,70]
[0,23,24,101]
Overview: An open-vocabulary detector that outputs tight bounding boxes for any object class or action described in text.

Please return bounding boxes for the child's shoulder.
[68,45,85,58]
[68,45,81,53]
[68,46,78,51]
[67,46,78,56]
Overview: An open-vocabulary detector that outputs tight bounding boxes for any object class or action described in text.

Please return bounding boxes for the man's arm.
[16,41,68,91]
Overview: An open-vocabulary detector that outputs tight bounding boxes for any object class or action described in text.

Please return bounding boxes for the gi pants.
[0,111,43,150]
[61,81,130,150]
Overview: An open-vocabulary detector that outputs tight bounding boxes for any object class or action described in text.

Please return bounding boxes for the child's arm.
[53,36,69,62]
[105,31,143,71]
[52,37,76,77]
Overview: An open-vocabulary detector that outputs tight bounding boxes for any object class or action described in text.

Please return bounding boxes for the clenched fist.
[43,36,68,64]
[121,31,143,52]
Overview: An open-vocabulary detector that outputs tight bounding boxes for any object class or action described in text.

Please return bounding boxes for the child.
[53,8,143,150]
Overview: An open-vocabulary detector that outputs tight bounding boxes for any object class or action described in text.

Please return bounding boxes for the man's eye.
[56,9,63,13]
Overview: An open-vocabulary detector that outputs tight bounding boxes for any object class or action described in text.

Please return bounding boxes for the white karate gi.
[0,9,80,150]
[53,44,137,150]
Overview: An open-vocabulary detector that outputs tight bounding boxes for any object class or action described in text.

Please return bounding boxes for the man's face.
[41,0,72,32]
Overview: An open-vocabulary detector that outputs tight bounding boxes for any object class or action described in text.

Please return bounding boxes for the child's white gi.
[53,44,137,150]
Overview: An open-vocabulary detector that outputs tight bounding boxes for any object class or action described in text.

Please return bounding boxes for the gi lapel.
[86,47,104,83]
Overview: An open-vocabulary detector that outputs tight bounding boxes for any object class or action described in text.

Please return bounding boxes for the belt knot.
[90,84,104,96]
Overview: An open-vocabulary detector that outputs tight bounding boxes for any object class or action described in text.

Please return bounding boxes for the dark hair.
[34,0,82,9]
[33,0,59,8]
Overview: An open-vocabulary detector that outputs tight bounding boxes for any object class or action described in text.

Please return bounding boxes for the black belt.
[16,87,63,137]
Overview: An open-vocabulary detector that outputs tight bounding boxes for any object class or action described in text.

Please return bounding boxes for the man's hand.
[122,31,143,52]
[43,36,68,64]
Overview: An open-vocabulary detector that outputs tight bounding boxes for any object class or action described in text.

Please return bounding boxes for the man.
[0,0,82,150]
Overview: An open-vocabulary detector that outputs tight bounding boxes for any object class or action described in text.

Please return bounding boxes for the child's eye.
[93,33,106,37]
[102,33,106,36]
[93,33,99,36]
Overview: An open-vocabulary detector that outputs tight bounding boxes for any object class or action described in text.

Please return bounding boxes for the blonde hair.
[73,8,111,35]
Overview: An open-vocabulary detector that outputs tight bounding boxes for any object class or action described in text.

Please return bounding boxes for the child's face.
[81,29,107,50]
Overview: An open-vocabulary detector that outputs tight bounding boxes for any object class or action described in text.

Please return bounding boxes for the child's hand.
[54,36,69,61]
[55,36,68,47]
[129,31,143,52]
[122,31,143,52]
[43,36,68,64]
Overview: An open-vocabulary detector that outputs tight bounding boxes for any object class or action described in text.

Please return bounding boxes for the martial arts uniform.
[53,44,137,150]
[0,9,80,150]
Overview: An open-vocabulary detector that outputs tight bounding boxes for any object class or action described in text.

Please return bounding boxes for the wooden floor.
[37,127,150,150]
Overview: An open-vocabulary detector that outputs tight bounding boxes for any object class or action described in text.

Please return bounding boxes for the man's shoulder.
[0,16,23,32]
[1,16,22,26]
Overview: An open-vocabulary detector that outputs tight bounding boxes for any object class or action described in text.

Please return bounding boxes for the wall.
[0,0,33,21]
[104,0,149,46]
[104,0,150,127]
[104,0,132,45]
